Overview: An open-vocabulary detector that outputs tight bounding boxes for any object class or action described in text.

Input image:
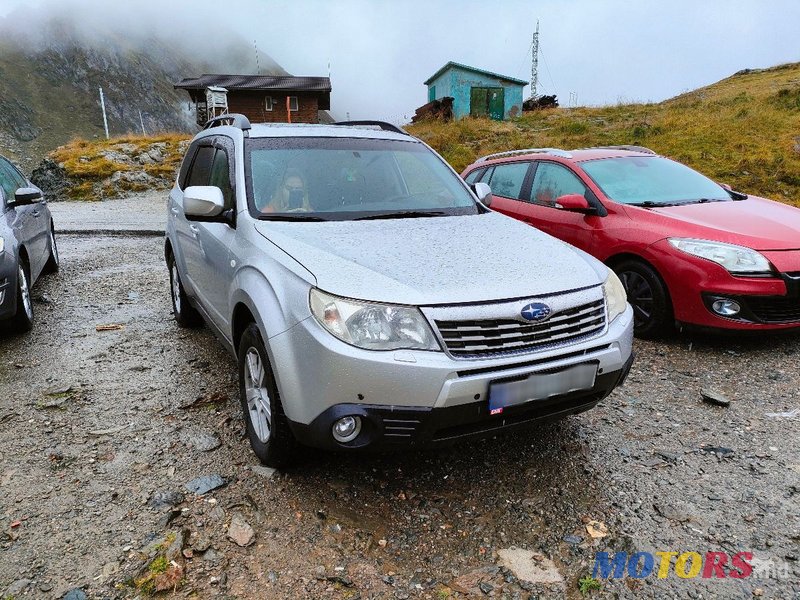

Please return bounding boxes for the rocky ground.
[0,231,798,599]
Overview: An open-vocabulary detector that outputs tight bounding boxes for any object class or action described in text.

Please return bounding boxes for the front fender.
[230,263,315,343]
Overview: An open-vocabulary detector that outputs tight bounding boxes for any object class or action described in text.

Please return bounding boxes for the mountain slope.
[408,62,800,205]
[0,12,286,170]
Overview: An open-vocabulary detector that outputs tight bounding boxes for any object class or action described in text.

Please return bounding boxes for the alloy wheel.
[244,347,272,443]
[619,270,654,328]
[18,265,32,319]
[171,263,182,314]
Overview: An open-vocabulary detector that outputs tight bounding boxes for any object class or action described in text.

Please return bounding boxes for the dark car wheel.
[7,260,34,333]
[238,323,296,468]
[613,259,673,338]
[43,228,60,274]
[167,254,202,328]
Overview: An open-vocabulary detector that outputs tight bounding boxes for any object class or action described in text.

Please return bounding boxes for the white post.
[139,110,146,136]
[99,87,109,139]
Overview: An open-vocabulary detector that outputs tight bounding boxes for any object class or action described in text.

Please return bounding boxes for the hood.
[253,212,606,305]
[643,197,800,251]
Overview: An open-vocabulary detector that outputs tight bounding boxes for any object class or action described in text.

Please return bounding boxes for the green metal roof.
[424,61,527,86]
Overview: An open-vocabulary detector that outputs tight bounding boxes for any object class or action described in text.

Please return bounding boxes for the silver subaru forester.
[165,115,634,467]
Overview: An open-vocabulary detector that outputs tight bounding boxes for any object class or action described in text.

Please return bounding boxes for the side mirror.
[12,187,42,206]
[555,193,592,213]
[472,182,492,207]
[183,186,225,218]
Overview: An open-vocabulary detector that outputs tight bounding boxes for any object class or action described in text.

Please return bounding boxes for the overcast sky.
[2,0,799,123]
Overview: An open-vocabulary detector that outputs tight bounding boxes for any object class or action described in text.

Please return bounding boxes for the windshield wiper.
[259,215,328,222]
[628,201,673,208]
[354,210,448,221]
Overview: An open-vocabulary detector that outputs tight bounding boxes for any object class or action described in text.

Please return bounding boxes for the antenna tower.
[529,20,539,100]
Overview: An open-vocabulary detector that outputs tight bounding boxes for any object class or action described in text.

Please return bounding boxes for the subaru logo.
[520,302,552,322]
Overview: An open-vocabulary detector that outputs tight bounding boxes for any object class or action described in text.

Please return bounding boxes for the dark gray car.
[0,154,59,332]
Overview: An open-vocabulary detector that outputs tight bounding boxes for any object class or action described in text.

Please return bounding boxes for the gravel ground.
[0,234,798,600]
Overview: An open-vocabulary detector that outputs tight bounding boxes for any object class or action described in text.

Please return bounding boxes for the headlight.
[668,238,772,274]
[310,288,440,351]
[603,269,628,322]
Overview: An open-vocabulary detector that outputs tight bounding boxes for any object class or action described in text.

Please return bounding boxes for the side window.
[186,146,215,188]
[479,166,495,184]
[486,162,530,200]
[463,168,484,184]
[209,148,234,210]
[530,162,588,207]
[0,158,25,204]
[178,144,199,189]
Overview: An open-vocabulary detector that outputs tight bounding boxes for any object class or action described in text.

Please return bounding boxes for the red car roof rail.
[591,145,656,155]
[475,148,573,162]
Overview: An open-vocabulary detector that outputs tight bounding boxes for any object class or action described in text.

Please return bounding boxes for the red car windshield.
[581,156,730,206]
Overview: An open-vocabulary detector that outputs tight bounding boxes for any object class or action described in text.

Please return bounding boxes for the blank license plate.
[488,363,598,414]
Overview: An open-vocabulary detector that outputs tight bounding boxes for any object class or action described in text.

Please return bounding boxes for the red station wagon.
[462,146,800,337]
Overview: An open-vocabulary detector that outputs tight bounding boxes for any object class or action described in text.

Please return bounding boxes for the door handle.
[171,207,180,215]
[31,210,40,217]
[189,225,200,236]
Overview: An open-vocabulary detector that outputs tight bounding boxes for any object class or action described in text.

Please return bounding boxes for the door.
[470,87,505,120]
[488,88,505,120]
[194,141,238,332]
[518,161,602,253]
[175,144,215,299]
[0,158,45,279]
[478,162,533,222]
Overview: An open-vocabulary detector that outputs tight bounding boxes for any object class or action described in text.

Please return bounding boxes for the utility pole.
[529,20,539,101]
[254,40,261,75]
[98,87,109,139]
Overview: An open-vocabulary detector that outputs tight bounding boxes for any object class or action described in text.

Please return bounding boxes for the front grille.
[434,299,606,358]
[745,296,800,323]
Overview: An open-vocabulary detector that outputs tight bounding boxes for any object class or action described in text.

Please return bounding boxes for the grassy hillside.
[408,62,800,205]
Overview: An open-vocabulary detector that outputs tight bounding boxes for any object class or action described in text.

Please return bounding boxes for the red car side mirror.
[555,194,592,212]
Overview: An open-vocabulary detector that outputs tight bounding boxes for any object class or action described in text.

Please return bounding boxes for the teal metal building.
[424,62,526,121]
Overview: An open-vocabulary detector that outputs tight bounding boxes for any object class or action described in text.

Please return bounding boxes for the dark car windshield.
[244,137,478,220]
[581,156,730,206]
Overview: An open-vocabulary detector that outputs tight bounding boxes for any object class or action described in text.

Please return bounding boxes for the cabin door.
[470,87,504,120]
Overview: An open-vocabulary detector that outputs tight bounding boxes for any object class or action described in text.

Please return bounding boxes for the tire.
[167,254,202,328]
[238,323,296,468]
[7,260,34,333]
[43,227,60,274]
[613,259,673,338]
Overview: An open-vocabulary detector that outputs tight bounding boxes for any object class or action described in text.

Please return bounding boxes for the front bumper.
[290,354,634,450]
[267,302,634,450]
[0,255,17,321]
[649,241,800,330]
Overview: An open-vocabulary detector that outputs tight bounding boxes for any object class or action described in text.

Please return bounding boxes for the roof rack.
[203,113,252,134]
[333,120,409,135]
[592,145,656,155]
[475,148,572,163]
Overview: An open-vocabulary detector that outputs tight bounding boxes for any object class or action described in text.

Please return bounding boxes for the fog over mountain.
[0,2,286,167]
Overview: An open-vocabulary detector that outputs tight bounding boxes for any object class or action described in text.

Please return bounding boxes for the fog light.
[711,299,741,316]
[332,416,362,443]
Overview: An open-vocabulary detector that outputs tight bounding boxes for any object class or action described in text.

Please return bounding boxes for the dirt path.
[1,234,798,599]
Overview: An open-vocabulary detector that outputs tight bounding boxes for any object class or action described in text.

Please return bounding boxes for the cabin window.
[289,96,299,112]
[265,96,274,111]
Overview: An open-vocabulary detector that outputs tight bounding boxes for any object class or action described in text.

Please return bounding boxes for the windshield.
[245,137,478,220]
[581,156,730,206]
